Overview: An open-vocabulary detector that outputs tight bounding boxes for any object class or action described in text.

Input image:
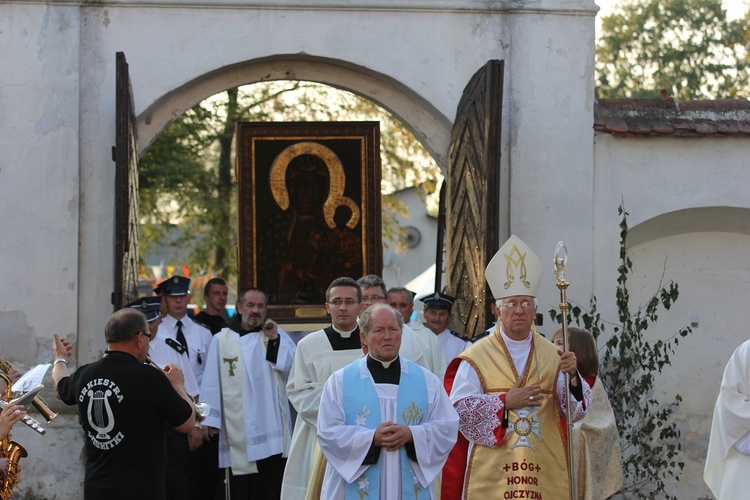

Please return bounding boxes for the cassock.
[280,326,364,499]
[704,339,750,500]
[317,356,458,499]
[443,329,591,500]
[200,325,296,471]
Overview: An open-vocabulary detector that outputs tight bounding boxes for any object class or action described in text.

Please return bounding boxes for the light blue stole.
[342,356,428,500]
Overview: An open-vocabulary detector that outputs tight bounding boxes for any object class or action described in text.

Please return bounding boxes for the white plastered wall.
[593,134,750,498]
[0,0,640,497]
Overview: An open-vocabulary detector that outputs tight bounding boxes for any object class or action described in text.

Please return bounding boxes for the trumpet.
[0,355,58,422]
[0,400,46,435]
[0,374,46,435]
[144,357,210,423]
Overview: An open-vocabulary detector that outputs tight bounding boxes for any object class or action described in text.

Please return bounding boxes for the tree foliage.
[596,0,750,99]
[550,204,692,498]
[139,81,441,278]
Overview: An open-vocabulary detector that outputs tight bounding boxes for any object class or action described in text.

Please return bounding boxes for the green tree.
[550,205,692,498]
[596,0,750,99]
[139,81,441,279]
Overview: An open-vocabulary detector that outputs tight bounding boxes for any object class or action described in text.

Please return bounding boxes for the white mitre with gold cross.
[485,234,543,299]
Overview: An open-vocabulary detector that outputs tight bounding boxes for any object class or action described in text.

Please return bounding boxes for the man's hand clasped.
[374,421,413,452]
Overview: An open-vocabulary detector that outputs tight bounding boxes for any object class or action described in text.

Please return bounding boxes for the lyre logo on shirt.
[79,378,125,450]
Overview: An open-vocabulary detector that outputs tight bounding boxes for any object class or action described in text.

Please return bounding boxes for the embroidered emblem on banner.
[223,356,238,376]
[506,407,541,450]
[504,244,531,290]
[402,402,424,425]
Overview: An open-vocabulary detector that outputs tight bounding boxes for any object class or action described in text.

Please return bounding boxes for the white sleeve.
[410,372,460,486]
[200,334,222,429]
[316,371,372,483]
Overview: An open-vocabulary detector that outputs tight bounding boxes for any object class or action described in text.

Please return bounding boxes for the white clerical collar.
[332,325,358,338]
[368,354,399,369]
[500,329,532,346]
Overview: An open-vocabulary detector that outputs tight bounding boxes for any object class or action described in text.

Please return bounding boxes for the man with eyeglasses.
[441,235,592,500]
[51,308,195,500]
[358,275,446,379]
[281,277,367,500]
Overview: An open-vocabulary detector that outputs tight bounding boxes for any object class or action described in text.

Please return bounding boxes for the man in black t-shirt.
[194,277,229,335]
[52,308,195,500]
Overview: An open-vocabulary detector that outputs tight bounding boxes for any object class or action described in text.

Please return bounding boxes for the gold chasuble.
[460,331,569,500]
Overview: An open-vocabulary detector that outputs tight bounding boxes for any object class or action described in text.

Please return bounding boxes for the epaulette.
[449,329,469,341]
[165,338,187,355]
[471,329,492,344]
[192,319,210,330]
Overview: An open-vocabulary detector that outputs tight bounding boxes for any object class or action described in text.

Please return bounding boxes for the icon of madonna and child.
[257,141,366,305]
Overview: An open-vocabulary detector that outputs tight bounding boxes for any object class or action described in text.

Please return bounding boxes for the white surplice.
[280,328,364,499]
[394,324,429,373]
[405,323,447,379]
[317,357,458,499]
[435,328,468,365]
[200,326,296,468]
[705,339,750,499]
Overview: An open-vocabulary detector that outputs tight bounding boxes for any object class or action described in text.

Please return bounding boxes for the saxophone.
[0,372,27,500]
[0,355,57,422]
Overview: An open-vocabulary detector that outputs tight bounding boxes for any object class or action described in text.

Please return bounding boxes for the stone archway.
[137,54,453,170]
[627,206,750,248]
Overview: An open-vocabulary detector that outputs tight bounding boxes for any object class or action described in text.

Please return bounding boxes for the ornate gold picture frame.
[237,122,382,324]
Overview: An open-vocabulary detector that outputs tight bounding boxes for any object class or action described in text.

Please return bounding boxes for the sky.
[596,0,749,20]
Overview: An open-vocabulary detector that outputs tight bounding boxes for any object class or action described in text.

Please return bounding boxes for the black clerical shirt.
[229,321,280,363]
[361,355,417,464]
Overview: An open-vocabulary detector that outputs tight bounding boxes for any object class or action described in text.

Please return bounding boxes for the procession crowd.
[0,235,745,500]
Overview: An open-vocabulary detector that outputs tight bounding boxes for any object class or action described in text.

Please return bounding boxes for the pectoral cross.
[223,356,238,376]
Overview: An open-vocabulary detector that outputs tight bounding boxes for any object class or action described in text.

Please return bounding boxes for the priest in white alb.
[317,303,459,499]
[281,277,368,499]
[704,339,750,500]
[200,288,296,499]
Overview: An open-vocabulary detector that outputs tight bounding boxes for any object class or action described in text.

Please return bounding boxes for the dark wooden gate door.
[444,60,504,338]
[113,51,140,309]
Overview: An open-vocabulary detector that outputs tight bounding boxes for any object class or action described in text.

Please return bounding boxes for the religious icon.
[237,122,382,324]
